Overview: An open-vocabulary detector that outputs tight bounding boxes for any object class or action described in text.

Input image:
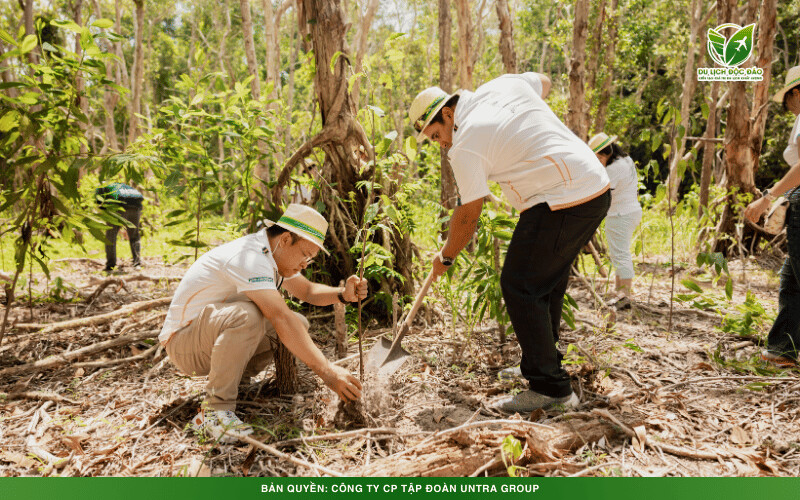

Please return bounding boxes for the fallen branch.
[0,390,79,405]
[0,329,158,378]
[568,461,622,477]
[26,401,68,475]
[71,344,158,369]
[271,427,399,448]
[241,435,343,477]
[13,297,172,334]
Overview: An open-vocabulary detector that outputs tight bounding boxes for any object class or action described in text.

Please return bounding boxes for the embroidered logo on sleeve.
[248,276,274,283]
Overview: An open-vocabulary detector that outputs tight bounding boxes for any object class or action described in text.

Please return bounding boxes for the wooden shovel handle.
[389,269,436,349]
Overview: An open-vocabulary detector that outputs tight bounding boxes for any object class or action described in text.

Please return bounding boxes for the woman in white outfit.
[589,133,643,299]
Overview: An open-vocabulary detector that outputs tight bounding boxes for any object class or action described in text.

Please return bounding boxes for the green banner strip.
[1,478,798,500]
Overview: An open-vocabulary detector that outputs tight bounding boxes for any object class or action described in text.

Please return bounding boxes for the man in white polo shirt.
[160,204,366,443]
[409,73,610,413]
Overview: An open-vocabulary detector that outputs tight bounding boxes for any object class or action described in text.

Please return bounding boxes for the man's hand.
[319,364,363,402]
[744,196,771,224]
[343,275,368,302]
[431,251,450,279]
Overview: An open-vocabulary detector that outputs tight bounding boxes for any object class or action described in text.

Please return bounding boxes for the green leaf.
[682,279,703,293]
[19,35,37,54]
[92,19,114,29]
[0,110,19,132]
[724,23,755,67]
[0,29,16,46]
[725,277,733,300]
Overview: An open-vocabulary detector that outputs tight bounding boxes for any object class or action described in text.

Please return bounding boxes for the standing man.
[95,182,144,272]
[409,73,610,413]
[159,204,365,443]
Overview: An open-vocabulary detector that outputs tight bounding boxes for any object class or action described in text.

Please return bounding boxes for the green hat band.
[278,216,325,242]
[592,137,613,153]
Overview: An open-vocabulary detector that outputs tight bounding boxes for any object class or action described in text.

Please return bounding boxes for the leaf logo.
[707,23,756,68]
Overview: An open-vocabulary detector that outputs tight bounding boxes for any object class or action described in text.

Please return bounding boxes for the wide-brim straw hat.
[263,203,330,255]
[588,133,618,153]
[409,86,457,141]
[773,65,800,103]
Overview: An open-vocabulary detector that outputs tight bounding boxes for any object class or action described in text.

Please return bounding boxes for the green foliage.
[500,435,524,477]
[718,291,771,340]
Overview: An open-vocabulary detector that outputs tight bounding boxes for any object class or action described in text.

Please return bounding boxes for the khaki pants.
[165,301,308,411]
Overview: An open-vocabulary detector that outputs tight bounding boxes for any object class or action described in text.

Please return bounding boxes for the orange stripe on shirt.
[544,156,567,186]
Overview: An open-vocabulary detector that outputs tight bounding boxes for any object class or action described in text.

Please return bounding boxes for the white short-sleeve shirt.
[783,113,800,166]
[605,156,642,216]
[449,73,610,211]
[159,228,288,343]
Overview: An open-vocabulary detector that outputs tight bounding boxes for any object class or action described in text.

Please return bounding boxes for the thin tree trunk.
[240,0,262,100]
[699,81,718,216]
[284,11,298,158]
[567,0,589,140]
[585,0,606,95]
[496,0,517,74]
[93,0,119,153]
[439,0,457,237]
[667,0,702,202]
[127,0,145,144]
[455,0,473,90]
[592,0,618,134]
[538,5,551,73]
[351,0,379,110]
[23,0,37,63]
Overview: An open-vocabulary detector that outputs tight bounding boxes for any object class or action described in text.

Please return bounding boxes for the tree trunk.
[592,0,618,134]
[455,0,473,90]
[585,0,606,95]
[70,0,88,157]
[439,0,457,236]
[667,0,702,202]
[713,0,777,254]
[496,0,517,74]
[92,0,119,153]
[351,0,379,110]
[698,82,718,217]
[284,10,298,158]
[127,0,145,145]
[567,0,589,140]
[240,0,262,100]
[23,0,37,63]
[240,0,273,204]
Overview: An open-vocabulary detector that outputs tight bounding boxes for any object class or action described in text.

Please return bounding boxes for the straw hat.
[588,133,618,153]
[773,65,800,103]
[408,86,456,141]
[264,204,329,255]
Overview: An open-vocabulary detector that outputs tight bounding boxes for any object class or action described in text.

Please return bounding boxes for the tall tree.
[714,0,777,252]
[128,0,145,144]
[455,0,473,90]
[567,0,589,140]
[591,0,619,133]
[667,0,711,202]
[496,0,517,74]
[351,0,379,110]
[439,0,457,235]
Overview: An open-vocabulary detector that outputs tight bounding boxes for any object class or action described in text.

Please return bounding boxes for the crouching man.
[159,204,365,442]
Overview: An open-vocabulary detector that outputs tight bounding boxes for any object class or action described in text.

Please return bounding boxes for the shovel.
[364,269,436,377]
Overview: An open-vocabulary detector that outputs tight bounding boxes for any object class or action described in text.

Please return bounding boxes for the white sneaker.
[493,390,580,414]
[498,365,523,381]
[189,409,253,444]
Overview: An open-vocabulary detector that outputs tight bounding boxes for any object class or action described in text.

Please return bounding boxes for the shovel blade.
[364,335,412,377]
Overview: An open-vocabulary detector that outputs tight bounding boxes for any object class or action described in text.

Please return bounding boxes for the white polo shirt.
[606,156,642,216]
[449,73,610,211]
[783,113,800,166]
[159,229,289,343]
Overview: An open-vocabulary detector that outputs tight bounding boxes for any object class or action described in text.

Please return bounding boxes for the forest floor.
[1,251,799,477]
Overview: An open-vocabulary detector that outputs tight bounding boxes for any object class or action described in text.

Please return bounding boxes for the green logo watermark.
[697,23,763,82]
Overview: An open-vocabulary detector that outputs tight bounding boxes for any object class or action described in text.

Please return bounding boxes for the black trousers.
[767,187,800,360]
[104,204,142,270]
[500,190,610,397]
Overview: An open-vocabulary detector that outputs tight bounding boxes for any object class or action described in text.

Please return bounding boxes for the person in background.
[588,133,643,303]
[745,65,800,368]
[409,72,610,413]
[159,204,365,443]
[95,182,144,272]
